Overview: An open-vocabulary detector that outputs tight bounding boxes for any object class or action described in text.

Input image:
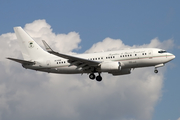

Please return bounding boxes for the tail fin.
[14,27,51,60]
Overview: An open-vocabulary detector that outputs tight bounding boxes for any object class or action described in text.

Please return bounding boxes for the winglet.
[42,40,53,52]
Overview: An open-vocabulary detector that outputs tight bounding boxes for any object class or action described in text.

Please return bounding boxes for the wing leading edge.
[42,40,101,71]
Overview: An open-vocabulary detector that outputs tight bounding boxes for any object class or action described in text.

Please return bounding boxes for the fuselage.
[9,27,175,81]
[24,48,175,74]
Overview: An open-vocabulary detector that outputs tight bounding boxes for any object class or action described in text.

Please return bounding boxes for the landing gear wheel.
[154,69,158,73]
[89,73,95,80]
[96,75,102,82]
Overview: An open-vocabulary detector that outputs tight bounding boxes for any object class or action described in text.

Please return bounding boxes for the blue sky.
[0,1,180,120]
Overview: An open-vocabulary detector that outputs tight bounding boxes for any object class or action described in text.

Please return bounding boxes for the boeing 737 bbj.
[7,27,175,81]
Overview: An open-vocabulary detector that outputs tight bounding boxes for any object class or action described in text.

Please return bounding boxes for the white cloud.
[177,117,180,120]
[85,37,130,53]
[24,19,81,53]
[139,37,174,50]
[0,19,175,120]
[86,37,174,53]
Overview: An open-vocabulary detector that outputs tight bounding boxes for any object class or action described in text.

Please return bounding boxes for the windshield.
[158,50,167,53]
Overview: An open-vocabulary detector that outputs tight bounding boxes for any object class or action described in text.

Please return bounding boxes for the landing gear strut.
[89,73,102,81]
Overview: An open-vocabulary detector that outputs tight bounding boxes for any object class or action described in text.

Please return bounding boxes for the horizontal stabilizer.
[7,57,35,65]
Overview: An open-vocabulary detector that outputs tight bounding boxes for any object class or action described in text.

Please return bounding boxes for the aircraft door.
[148,50,153,59]
[46,60,51,66]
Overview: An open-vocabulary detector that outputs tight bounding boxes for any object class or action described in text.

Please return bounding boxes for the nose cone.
[168,53,175,61]
[172,54,175,59]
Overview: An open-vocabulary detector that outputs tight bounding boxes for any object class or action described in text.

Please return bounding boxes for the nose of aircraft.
[172,54,175,59]
[169,53,175,60]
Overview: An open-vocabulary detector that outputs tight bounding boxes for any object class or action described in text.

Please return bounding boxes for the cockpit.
[158,50,167,53]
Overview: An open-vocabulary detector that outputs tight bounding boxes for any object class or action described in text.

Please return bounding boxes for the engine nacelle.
[108,68,131,76]
[100,62,121,72]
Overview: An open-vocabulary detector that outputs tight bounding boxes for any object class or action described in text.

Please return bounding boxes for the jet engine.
[108,68,131,76]
[100,62,121,72]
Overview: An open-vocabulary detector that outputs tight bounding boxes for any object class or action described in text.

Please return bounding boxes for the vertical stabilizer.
[14,27,51,60]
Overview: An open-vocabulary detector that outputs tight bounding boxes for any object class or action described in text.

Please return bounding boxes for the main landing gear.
[89,73,102,82]
[89,73,95,79]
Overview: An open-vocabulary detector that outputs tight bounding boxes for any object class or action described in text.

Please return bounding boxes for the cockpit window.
[158,50,167,53]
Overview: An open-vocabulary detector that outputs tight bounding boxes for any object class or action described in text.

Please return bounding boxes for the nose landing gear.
[154,69,158,73]
[154,67,159,73]
[154,63,164,74]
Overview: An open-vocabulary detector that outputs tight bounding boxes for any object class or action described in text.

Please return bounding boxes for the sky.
[0,1,179,120]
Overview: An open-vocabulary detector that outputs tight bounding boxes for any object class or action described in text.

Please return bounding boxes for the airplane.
[7,27,175,81]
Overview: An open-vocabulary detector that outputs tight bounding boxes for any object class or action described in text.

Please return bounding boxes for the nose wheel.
[154,69,158,73]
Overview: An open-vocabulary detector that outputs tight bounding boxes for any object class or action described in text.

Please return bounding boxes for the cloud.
[86,37,174,53]
[24,19,81,53]
[178,117,180,120]
[139,38,174,50]
[85,37,130,53]
[0,19,174,120]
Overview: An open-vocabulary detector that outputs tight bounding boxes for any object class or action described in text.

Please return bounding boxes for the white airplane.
[7,27,175,81]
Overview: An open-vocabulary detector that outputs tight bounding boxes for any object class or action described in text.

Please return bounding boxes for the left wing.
[42,40,101,71]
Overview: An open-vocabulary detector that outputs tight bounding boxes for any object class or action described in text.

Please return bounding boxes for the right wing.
[42,40,101,71]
